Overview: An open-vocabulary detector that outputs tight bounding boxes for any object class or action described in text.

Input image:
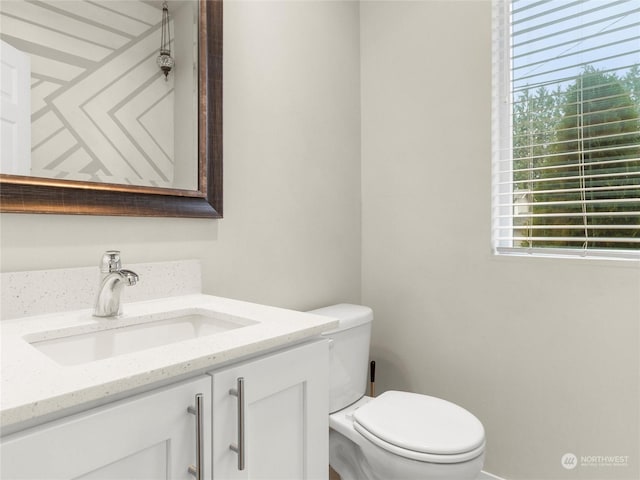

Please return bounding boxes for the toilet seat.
[352,391,485,464]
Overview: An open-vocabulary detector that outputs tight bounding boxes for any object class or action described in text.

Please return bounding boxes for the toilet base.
[330,429,373,480]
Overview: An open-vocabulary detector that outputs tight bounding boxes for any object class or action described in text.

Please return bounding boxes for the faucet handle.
[100,250,122,273]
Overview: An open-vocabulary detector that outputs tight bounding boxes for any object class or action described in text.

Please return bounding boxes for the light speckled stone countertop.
[1,294,337,432]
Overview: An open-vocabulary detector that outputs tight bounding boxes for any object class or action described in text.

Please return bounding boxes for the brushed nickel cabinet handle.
[188,393,204,480]
[229,377,245,471]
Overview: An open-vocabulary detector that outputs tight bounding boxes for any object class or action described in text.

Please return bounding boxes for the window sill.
[493,246,640,267]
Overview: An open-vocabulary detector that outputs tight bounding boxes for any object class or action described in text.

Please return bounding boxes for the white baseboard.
[479,471,506,480]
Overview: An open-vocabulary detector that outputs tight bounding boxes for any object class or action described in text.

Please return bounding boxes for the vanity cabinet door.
[0,376,211,480]
[211,340,329,480]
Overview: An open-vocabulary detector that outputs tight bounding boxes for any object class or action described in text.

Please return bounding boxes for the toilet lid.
[352,391,485,457]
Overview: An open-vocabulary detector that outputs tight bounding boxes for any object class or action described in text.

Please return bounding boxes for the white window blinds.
[492,0,640,258]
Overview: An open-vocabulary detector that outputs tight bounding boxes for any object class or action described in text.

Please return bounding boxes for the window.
[492,0,640,259]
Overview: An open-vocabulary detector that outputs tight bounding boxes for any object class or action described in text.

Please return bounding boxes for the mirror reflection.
[0,0,199,190]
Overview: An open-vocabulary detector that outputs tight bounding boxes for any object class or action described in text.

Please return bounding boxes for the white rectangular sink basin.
[27,309,258,366]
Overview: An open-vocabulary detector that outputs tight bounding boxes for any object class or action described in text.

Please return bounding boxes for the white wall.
[360,2,639,480]
[0,0,362,312]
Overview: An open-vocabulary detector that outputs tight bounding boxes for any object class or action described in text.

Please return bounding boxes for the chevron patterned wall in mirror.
[0,0,198,190]
[0,0,222,218]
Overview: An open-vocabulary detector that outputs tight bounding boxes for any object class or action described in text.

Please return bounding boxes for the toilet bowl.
[329,394,485,480]
[310,304,486,480]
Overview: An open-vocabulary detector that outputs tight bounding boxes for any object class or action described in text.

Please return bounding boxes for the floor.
[329,466,501,480]
[329,466,340,480]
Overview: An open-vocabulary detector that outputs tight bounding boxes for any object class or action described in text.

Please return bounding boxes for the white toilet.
[310,304,486,480]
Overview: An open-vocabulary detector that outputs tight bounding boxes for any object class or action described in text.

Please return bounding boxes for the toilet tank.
[308,304,373,413]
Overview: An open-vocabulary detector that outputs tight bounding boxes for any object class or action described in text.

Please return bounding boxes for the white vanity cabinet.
[210,339,329,480]
[1,339,330,480]
[0,376,211,480]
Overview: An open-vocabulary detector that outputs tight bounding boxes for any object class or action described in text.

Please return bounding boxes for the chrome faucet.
[93,251,139,317]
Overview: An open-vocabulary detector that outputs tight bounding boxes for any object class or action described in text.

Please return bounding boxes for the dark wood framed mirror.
[0,0,222,218]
